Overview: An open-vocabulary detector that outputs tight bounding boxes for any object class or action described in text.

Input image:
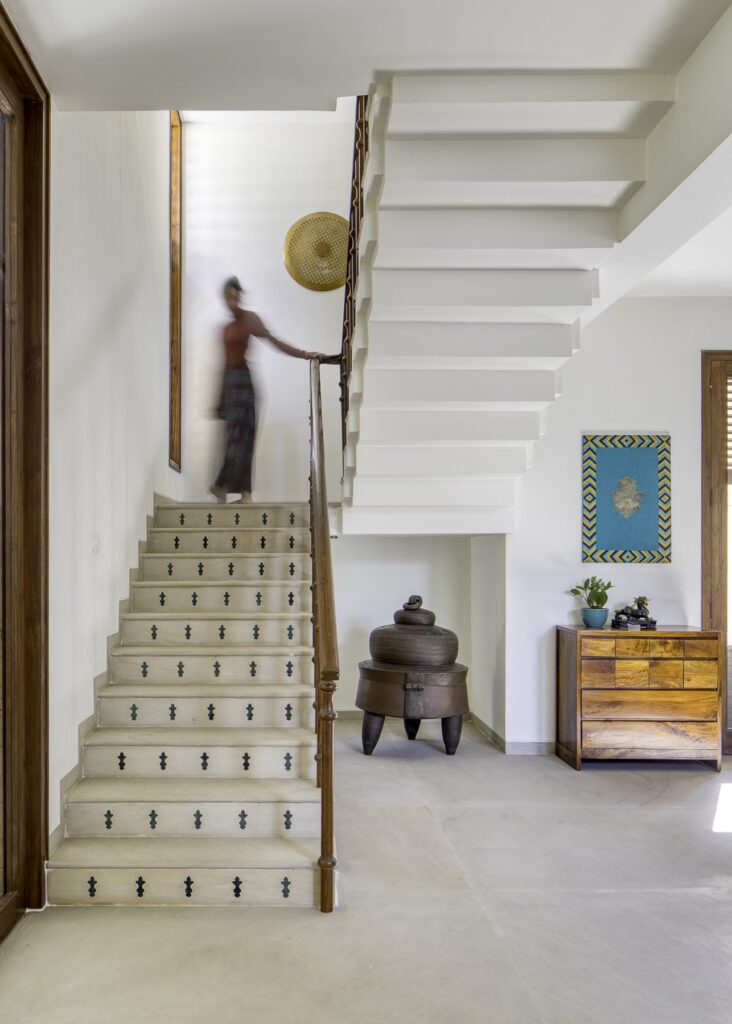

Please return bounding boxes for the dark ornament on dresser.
[611,595,657,631]
[357,596,469,756]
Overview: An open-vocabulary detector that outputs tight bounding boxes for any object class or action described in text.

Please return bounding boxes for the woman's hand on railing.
[310,352,342,364]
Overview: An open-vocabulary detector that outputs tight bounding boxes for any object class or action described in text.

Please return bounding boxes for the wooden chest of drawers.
[556,627,722,770]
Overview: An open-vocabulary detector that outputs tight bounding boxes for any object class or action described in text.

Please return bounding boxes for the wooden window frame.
[0,3,49,944]
[701,351,732,754]
[169,110,181,471]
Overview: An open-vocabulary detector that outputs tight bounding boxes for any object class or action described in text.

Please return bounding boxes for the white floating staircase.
[48,500,323,908]
[343,72,676,533]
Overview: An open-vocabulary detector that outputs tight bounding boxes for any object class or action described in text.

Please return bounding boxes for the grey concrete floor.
[1,719,732,1024]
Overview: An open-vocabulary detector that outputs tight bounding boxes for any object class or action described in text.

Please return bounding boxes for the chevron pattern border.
[582,433,671,564]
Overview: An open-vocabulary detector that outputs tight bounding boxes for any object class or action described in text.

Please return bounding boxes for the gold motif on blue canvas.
[611,476,643,519]
[582,434,671,564]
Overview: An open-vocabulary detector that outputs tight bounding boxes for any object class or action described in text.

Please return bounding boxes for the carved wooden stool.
[356,596,469,756]
[356,660,469,755]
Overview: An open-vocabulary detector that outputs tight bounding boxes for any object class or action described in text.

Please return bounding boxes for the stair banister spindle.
[309,358,339,912]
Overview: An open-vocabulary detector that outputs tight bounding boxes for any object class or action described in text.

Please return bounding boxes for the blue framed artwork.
[582,434,671,563]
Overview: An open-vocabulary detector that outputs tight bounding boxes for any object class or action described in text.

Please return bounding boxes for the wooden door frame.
[701,351,732,755]
[0,4,48,944]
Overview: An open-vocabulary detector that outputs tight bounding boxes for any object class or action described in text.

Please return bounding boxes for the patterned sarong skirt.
[214,363,256,495]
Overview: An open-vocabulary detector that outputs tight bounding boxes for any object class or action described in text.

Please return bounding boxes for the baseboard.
[48,820,65,856]
[468,713,505,752]
[49,710,97,854]
[49,494,159,855]
[468,714,553,755]
[335,708,552,755]
[504,741,555,755]
[153,491,176,507]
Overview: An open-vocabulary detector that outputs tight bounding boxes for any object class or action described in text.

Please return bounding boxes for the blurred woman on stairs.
[210,276,319,503]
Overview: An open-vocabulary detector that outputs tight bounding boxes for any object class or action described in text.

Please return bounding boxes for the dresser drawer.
[615,637,649,658]
[683,660,718,689]
[684,639,718,659]
[580,659,614,687]
[615,659,649,688]
[649,659,684,689]
[582,690,717,722]
[582,720,719,753]
[580,637,615,658]
[648,638,684,659]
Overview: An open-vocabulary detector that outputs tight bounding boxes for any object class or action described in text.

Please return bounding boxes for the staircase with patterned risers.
[47,500,323,908]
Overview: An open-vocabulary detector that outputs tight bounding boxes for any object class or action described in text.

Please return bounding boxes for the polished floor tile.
[1,719,730,1024]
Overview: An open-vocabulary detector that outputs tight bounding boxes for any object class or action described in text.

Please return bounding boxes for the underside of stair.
[342,72,676,534]
[48,500,323,908]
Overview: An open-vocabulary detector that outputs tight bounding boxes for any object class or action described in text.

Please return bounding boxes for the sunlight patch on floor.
[712,782,732,832]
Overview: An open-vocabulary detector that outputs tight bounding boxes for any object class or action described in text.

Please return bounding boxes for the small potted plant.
[569,576,613,628]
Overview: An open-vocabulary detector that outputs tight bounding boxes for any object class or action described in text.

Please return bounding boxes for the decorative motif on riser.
[121,619,309,646]
[154,508,310,530]
[111,654,312,685]
[131,585,310,614]
[82,747,316,780]
[98,695,314,730]
[140,555,310,582]
[47,868,318,907]
[65,802,319,838]
[147,530,309,555]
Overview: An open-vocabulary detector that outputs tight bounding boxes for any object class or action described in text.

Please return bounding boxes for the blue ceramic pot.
[581,607,608,629]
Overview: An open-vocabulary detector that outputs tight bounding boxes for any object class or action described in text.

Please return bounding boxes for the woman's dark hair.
[223,276,242,295]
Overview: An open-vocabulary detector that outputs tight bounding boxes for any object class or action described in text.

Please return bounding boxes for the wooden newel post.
[309,359,340,911]
[318,676,338,913]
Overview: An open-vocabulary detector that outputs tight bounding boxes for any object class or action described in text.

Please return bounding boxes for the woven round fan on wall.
[284,211,349,291]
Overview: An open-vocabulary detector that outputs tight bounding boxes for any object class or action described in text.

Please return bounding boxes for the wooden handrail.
[309,357,339,912]
[339,95,369,453]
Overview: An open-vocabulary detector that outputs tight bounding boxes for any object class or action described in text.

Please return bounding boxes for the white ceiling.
[631,205,732,296]
[5,0,732,110]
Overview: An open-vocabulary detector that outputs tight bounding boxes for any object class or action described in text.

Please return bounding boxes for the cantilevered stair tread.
[49,836,320,869]
[156,501,308,509]
[120,612,311,621]
[110,645,313,656]
[133,581,310,588]
[67,777,319,803]
[84,727,316,747]
[98,683,313,698]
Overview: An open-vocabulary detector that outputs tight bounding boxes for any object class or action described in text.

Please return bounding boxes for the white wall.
[180,106,354,502]
[49,108,179,832]
[470,536,506,740]
[504,296,732,746]
[333,536,472,711]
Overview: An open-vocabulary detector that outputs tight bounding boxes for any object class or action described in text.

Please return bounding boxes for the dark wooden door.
[0,13,48,944]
